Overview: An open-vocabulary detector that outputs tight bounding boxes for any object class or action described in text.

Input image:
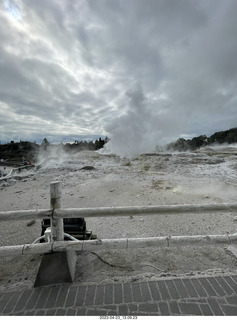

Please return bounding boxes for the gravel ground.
[0,148,237,292]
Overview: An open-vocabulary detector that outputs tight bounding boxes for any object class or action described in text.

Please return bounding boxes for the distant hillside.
[167,127,237,152]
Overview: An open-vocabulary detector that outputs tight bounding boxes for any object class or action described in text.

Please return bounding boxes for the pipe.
[32,235,46,244]
[1,203,236,222]
[52,234,235,252]
[54,203,237,218]
[0,233,236,257]
[0,209,51,222]
[63,233,80,241]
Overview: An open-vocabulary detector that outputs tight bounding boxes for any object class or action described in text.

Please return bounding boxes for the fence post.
[34,181,77,287]
[50,181,64,241]
[227,215,237,258]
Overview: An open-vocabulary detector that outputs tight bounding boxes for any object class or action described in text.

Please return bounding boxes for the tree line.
[0,137,109,164]
[167,127,237,151]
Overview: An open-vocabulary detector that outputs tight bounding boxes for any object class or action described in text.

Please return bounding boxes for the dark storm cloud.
[0,0,236,153]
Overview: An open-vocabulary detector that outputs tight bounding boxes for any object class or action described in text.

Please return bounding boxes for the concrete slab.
[34,251,77,287]
[227,244,237,259]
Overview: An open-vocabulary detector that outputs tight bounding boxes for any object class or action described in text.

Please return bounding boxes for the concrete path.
[1,273,237,316]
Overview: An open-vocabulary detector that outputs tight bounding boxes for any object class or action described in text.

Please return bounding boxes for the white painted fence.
[0,181,237,257]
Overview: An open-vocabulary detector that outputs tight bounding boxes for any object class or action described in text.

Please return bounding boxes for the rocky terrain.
[0,145,237,292]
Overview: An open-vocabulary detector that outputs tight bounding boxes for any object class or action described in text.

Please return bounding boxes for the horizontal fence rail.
[0,181,237,258]
[54,203,237,219]
[1,203,237,222]
[1,234,237,257]
[0,209,51,222]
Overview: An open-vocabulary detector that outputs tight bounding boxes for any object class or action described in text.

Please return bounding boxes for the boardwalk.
[1,273,237,316]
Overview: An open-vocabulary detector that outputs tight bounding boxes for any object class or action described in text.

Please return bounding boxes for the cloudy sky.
[0,0,237,154]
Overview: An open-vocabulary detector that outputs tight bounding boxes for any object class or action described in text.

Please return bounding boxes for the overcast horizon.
[1,0,237,154]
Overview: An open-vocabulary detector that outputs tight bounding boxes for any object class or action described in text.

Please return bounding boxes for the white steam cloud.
[104,83,186,156]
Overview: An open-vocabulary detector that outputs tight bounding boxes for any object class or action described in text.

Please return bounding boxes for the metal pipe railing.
[54,203,237,219]
[0,181,236,257]
[1,203,237,222]
[0,233,237,257]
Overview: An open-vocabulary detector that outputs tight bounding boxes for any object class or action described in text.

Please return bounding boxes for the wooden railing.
[0,181,237,257]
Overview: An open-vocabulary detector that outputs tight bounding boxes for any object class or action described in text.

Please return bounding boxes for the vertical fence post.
[50,181,64,241]
[35,181,76,287]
